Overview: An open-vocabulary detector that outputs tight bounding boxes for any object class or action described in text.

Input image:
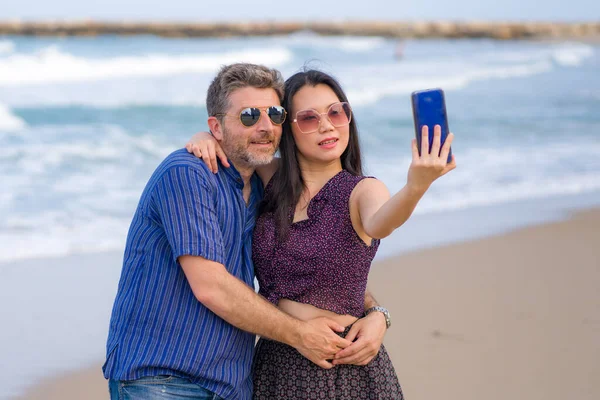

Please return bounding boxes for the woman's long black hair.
[261,69,364,241]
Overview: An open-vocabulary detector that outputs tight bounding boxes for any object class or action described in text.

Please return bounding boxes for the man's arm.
[153,165,350,369]
[365,290,381,310]
[180,255,351,369]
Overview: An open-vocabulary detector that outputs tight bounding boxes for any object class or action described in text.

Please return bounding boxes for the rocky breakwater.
[0,20,598,40]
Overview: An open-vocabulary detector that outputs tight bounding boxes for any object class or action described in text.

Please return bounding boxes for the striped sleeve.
[152,166,225,264]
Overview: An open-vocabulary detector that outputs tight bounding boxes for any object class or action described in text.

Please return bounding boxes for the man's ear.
[207,116,224,141]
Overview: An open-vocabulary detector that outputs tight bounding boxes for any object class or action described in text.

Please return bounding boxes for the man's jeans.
[109,376,225,399]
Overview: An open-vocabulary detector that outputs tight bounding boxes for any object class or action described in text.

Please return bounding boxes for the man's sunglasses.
[216,105,287,127]
[292,102,352,134]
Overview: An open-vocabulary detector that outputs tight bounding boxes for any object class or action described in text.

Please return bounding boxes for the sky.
[1,0,599,22]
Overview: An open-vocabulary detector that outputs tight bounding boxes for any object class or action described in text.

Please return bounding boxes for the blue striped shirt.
[103,149,263,400]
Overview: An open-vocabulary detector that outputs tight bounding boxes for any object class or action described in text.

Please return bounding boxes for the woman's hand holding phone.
[407,124,456,193]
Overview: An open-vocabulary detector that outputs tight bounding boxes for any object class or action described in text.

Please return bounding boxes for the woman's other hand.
[185,131,229,173]
[332,311,387,366]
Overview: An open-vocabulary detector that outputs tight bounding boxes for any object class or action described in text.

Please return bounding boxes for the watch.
[364,306,391,329]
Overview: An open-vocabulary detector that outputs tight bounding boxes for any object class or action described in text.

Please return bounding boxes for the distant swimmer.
[394,40,404,60]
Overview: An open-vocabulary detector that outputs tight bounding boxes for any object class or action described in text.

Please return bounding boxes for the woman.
[187,69,455,399]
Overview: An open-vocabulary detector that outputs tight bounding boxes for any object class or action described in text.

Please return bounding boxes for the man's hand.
[332,311,387,366]
[295,317,352,369]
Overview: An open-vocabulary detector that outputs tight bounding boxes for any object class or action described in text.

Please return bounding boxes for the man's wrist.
[286,319,307,348]
[364,306,391,329]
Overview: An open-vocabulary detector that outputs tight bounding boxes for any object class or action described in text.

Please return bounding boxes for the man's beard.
[222,127,279,167]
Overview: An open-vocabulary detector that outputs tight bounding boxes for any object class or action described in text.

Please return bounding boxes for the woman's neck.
[298,157,343,196]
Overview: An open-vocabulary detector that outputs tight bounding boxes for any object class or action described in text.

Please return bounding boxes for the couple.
[103,63,455,399]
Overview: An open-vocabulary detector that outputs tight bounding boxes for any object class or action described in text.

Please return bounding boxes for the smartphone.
[411,88,452,163]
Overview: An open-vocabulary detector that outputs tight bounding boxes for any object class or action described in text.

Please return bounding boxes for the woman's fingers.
[439,132,454,163]
[188,141,228,174]
[420,125,429,157]
[430,125,442,157]
[201,151,212,172]
[186,142,199,156]
[207,144,218,173]
[216,147,230,168]
[440,155,457,176]
[411,138,419,162]
[409,128,456,186]
[342,324,359,344]
[191,144,203,159]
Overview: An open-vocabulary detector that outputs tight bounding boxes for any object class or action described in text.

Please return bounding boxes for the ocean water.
[1,33,600,399]
[1,34,599,262]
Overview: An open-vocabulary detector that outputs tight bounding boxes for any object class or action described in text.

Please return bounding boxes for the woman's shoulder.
[327,171,385,204]
[341,171,383,190]
[349,175,389,203]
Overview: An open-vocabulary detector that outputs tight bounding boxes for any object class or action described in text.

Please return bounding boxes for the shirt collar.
[220,159,244,189]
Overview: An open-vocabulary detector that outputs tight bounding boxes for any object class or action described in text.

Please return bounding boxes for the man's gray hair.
[206,63,285,118]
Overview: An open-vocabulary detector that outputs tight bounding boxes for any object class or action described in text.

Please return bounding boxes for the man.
[104,63,389,400]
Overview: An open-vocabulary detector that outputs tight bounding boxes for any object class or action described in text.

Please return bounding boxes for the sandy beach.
[15,207,600,400]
